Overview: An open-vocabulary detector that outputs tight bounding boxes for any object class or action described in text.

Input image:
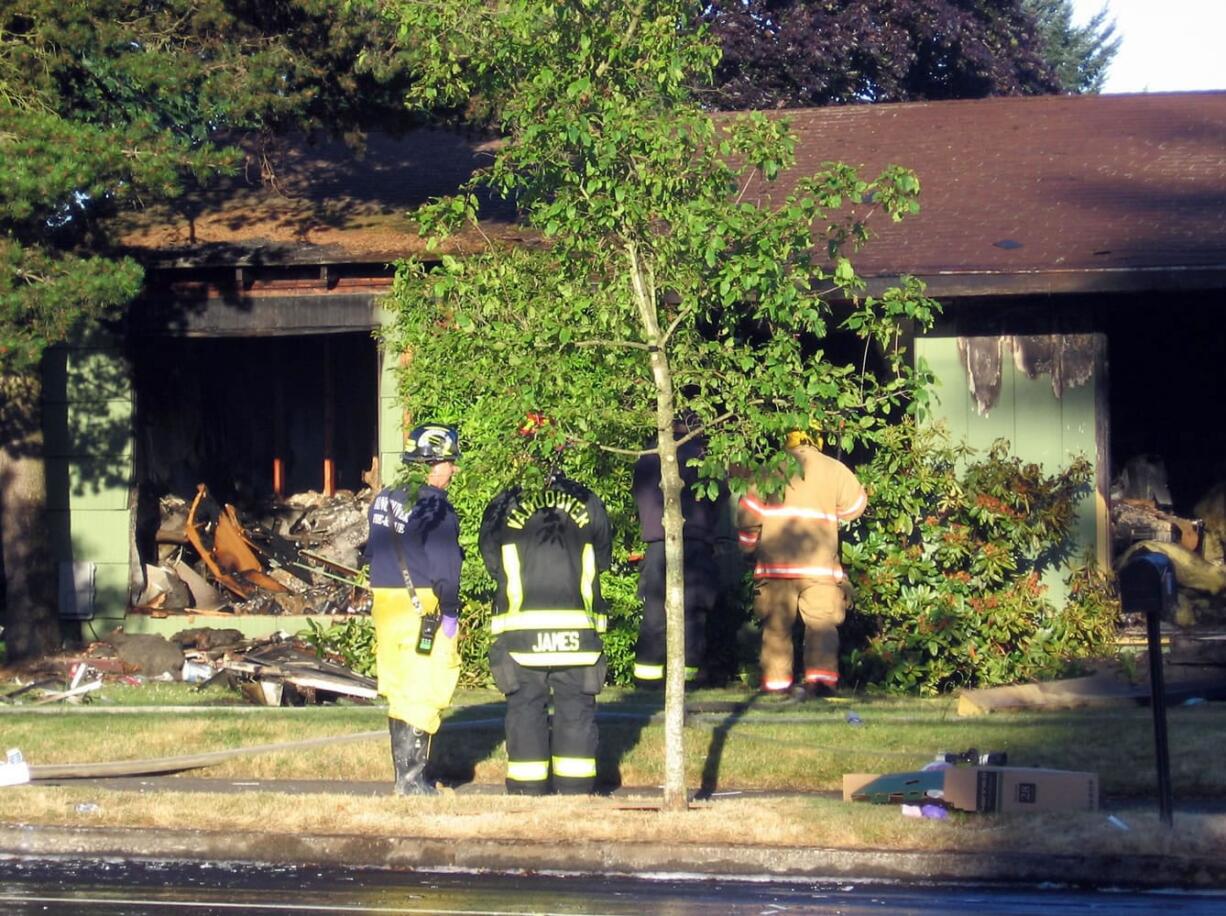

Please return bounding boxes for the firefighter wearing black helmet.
[480,466,612,796]
[366,424,463,796]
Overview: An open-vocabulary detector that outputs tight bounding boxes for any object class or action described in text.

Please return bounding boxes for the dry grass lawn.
[4,785,1224,863]
[7,691,1226,796]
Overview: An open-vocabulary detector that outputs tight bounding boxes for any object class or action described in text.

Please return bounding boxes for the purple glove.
[441,615,459,638]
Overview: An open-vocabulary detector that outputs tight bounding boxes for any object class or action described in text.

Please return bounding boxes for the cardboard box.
[942,766,1098,814]
[842,773,880,801]
[844,766,1099,813]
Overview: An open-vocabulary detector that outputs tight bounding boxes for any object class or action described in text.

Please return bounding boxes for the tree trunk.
[0,371,59,661]
[627,242,688,811]
[655,394,688,812]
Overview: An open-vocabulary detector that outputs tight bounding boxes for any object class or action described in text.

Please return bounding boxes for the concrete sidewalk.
[4,819,1223,890]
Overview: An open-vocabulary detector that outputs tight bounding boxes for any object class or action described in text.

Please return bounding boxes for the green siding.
[917,338,968,428]
[86,564,132,633]
[43,346,132,401]
[65,510,131,564]
[44,336,134,622]
[44,456,133,511]
[42,399,133,458]
[915,335,1105,605]
[377,309,406,486]
[1013,371,1061,470]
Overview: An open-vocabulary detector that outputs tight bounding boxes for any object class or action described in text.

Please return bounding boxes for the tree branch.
[556,430,654,458]
[673,401,763,448]
[14,269,50,285]
[660,304,692,346]
[594,442,656,457]
[573,338,651,350]
[594,0,645,79]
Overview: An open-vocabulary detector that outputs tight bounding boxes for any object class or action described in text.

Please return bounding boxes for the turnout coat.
[480,477,612,667]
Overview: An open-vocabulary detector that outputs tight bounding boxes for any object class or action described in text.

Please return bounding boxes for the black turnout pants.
[634,540,717,681]
[505,663,599,796]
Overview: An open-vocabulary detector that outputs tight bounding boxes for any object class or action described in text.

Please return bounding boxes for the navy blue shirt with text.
[366,484,462,616]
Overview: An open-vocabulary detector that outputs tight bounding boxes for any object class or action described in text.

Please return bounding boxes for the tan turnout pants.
[753,577,845,690]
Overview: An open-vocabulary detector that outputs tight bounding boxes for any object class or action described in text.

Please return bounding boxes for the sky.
[1070,0,1226,93]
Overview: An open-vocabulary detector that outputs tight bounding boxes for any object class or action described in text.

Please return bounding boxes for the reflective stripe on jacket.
[480,477,612,667]
[736,445,866,582]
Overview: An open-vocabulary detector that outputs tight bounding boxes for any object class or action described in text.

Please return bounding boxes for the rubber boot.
[389,718,437,796]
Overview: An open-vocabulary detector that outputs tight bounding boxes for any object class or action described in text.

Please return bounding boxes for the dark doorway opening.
[132,331,379,506]
[1105,293,1226,518]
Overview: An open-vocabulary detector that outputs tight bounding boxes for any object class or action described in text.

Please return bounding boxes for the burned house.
[742,91,1226,606]
[42,91,1226,637]
[45,128,524,639]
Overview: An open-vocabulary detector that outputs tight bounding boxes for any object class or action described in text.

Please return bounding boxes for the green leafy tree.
[379,0,936,809]
[0,1,415,660]
[1024,0,1120,94]
[1,0,416,370]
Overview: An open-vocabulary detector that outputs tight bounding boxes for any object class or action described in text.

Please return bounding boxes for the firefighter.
[631,415,727,687]
[366,424,463,795]
[736,428,867,698]
[480,463,612,796]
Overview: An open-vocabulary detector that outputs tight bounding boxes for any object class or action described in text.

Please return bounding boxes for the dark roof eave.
[860,265,1226,299]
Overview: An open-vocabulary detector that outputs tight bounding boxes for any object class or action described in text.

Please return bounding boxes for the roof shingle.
[121,92,1226,295]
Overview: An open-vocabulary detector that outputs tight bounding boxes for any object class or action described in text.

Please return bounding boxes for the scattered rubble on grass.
[0,629,375,708]
[219,638,378,706]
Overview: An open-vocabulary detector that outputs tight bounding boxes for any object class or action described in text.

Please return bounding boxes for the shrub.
[298,615,376,678]
[841,422,1119,695]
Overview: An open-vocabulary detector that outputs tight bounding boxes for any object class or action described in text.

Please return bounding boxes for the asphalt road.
[4,858,1226,915]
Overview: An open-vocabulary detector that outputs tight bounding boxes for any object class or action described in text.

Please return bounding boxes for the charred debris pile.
[0,629,376,707]
[140,484,373,618]
[1111,455,1226,632]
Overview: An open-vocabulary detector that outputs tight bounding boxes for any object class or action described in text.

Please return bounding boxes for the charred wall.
[932,287,1226,525]
[1099,293,1226,516]
[130,331,379,575]
[132,332,377,503]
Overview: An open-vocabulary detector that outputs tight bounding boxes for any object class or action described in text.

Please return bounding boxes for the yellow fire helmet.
[785,425,824,450]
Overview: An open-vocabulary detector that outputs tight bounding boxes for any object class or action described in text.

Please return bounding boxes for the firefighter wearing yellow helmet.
[784,425,824,451]
[736,424,866,699]
[366,424,463,795]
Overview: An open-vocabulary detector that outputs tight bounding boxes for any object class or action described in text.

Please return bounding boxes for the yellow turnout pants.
[371,587,461,734]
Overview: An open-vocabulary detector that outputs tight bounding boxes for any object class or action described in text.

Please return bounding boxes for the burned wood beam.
[185,484,290,600]
[0,678,59,703]
[323,337,336,497]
